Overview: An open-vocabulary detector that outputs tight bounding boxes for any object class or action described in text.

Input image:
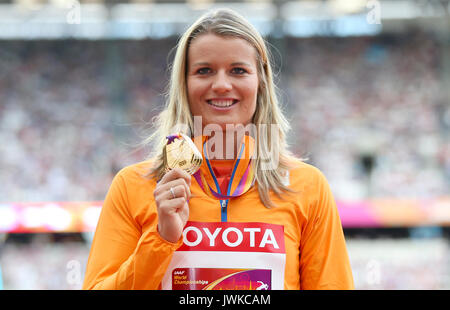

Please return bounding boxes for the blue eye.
[195,67,247,75]
[232,67,247,74]
[196,68,211,75]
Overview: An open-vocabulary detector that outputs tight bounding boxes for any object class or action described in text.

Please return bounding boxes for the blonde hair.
[144,8,300,208]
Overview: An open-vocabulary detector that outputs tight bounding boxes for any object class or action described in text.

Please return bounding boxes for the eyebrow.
[191,61,252,67]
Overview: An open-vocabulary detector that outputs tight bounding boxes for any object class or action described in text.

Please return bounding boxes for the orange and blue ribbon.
[192,135,256,221]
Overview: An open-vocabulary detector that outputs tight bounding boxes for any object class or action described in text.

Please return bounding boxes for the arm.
[82,170,183,290]
[299,168,354,290]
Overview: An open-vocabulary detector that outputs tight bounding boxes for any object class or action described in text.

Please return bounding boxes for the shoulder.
[113,159,158,189]
[285,158,328,188]
[108,159,159,220]
[116,159,154,177]
[279,158,332,206]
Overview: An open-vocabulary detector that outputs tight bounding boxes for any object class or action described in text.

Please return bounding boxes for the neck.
[205,130,245,160]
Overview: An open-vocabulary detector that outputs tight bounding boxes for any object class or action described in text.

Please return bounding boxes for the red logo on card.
[178,221,285,253]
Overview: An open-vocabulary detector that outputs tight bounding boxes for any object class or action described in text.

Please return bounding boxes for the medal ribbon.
[192,135,256,200]
[166,134,183,143]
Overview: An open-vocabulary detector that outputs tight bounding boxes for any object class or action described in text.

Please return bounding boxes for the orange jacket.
[83,159,354,290]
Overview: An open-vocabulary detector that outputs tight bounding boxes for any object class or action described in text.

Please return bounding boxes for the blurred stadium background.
[0,0,449,290]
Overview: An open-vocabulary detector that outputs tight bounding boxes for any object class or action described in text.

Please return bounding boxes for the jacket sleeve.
[82,170,183,290]
[299,168,355,290]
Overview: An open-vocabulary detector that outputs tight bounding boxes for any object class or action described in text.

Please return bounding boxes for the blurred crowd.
[0,31,449,203]
[347,237,450,289]
[0,234,89,289]
[0,39,171,202]
[284,31,450,199]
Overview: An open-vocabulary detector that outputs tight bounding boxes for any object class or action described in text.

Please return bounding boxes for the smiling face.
[186,33,259,131]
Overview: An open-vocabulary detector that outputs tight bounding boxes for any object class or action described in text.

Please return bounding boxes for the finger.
[155,178,191,199]
[159,168,191,186]
[173,180,191,199]
[154,182,191,205]
[157,197,187,216]
[164,184,190,201]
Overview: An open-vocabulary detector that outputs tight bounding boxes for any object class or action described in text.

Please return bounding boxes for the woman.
[83,8,354,290]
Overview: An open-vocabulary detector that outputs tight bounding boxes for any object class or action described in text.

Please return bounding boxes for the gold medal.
[163,133,203,175]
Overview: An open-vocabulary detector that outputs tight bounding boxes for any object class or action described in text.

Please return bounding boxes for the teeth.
[207,100,236,107]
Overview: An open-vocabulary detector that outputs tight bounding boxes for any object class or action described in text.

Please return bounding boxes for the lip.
[206,98,239,110]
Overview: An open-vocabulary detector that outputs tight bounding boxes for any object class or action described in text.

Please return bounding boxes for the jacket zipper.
[220,199,229,222]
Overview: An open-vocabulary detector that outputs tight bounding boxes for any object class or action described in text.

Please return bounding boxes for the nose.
[211,70,232,93]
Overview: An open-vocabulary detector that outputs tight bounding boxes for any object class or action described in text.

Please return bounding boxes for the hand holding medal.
[153,133,203,243]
